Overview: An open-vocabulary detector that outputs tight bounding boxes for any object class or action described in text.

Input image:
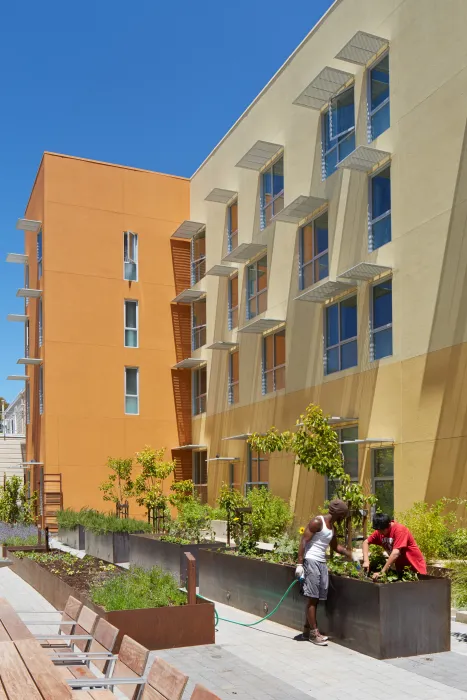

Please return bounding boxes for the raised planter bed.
[198,548,451,659]
[129,534,226,585]
[8,549,215,651]
[58,525,85,550]
[85,531,134,564]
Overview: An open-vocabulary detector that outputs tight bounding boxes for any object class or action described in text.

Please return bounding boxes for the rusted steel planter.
[8,550,215,651]
[85,531,135,564]
[198,548,451,659]
[58,525,85,550]
[129,534,226,585]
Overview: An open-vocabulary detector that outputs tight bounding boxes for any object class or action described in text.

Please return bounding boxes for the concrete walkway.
[2,566,467,699]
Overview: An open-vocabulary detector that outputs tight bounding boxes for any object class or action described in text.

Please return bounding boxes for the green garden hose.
[197,578,299,628]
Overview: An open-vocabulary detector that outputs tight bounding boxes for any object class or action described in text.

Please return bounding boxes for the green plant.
[205,505,228,521]
[265,533,300,565]
[0,476,36,525]
[397,498,466,561]
[165,496,213,543]
[56,509,151,534]
[369,544,387,570]
[90,566,187,610]
[451,562,467,608]
[441,528,467,560]
[169,480,195,510]
[99,457,133,508]
[56,508,91,530]
[246,487,293,541]
[132,447,175,528]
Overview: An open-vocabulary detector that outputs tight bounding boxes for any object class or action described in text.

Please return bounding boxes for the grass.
[90,566,187,611]
[56,508,152,535]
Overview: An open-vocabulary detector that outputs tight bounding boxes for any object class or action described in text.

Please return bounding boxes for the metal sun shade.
[205,188,237,204]
[7,314,29,322]
[337,146,391,172]
[172,358,206,369]
[223,242,267,264]
[172,289,206,304]
[16,218,41,233]
[206,264,237,277]
[172,444,207,450]
[207,341,238,350]
[207,456,240,462]
[335,31,388,66]
[6,253,28,264]
[16,288,42,298]
[293,66,354,110]
[295,278,354,303]
[238,318,284,334]
[235,140,283,170]
[7,375,30,381]
[339,438,394,445]
[222,434,252,441]
[273,195,327,224]
[171,220,205,239]
[17,358,42,366]
[339,262,392,282]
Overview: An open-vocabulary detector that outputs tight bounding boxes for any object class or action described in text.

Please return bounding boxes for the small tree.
[0,475,36,525]
[132,447,175,531]
[99,457,133,517]
[169,479,195,510]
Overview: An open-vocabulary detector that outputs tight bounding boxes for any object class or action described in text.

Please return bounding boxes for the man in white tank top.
[295,499,351,646]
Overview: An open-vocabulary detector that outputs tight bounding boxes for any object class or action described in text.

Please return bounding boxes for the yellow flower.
[299,527,305,535]
[233,517,240,522]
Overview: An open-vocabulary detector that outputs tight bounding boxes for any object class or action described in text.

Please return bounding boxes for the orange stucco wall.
[25,153,189,513]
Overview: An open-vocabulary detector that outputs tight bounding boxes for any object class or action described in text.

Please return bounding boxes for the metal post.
[185,552,196,606]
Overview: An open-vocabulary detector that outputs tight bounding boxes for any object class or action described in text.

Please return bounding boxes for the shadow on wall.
[422,119,467,500]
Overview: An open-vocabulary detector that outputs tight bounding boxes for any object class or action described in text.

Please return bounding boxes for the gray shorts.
[302,559,329,601]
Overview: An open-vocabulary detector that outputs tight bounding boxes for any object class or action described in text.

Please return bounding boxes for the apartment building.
[171,0,467,522]
[6,153,189,525]
[2,390,26,436]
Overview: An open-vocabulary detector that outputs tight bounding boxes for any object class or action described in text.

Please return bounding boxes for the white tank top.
[305,516,333,563]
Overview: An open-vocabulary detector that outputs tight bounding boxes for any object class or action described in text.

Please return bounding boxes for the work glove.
[295,564,304,580]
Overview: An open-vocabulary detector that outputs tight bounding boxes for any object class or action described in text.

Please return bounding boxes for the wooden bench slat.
[15,638,73,699]
[0,620,11,642]
[0,640,43,700]
[0,600,34,641]
[144,657,188,700]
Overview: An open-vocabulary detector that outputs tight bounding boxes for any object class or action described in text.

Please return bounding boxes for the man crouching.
[295,499,352,646]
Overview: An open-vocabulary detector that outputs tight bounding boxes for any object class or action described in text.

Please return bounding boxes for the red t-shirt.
[367,522,427,574]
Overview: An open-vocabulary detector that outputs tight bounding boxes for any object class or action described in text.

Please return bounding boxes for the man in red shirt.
[362,513,426,579]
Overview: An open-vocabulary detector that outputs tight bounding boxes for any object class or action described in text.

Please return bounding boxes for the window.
[246,445,269,492]
[372,448,394,516]
[371,279,392,360]
[260,156,284,229]
[322,87,355,178]
[25,321,29,359]
[125,367,139,415]
[193,450,208,503]
[124,232,138,281]
[300,211,329,289]
[228,350,239,405]
[228,201,238,253]
[370,165,391,251]
[327,426,358,498]
[39,366,44,415]
[191,229,206,284]
[37,230,43,280]
[124,300,138,348]
[247,256,267,319]
[24,264,29,308]
[38,299,43,347]
[263,329,285,394]
[325,296,357,375]
[26,384,30,425]
[228,274,238,330]
[229,462,241,491]
[192,299,206,350]
[193,366,207,416]
[368,53,389,141]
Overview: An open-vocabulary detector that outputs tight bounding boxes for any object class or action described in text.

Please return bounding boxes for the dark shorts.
[302,559,329,601]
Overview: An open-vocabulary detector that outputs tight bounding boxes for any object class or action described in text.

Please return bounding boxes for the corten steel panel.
[171,370,192,446]
[171,239,191,296]
[57,526,85,550]
[8,551,215,651]
[198,549,451,659]
[85,531,136,564]
[129,535,225,585]
[171,304,192,363]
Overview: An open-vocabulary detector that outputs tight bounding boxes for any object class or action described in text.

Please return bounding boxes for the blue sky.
[0,0,334,402]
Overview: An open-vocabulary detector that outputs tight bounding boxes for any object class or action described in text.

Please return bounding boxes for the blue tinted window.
[369,53,390,140]
[326,304,339,347]
[370,166,391,251]
[372,280,392,360]
[340,296,357,341]
[322,87,355,178]
[325,296,358,374]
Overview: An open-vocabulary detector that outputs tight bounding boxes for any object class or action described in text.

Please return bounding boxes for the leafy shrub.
[246,487,293,541]
[265,533,299,565]
[91,566,186,610]
[165,496,213,544]
[369,544,387,570]
[397,499,464,561]
[0,476,36,525]
[56,509,151,535]
[441,528,467,560]
[451,562,467,609]
[57,508,90,530]
[0,522,38,546]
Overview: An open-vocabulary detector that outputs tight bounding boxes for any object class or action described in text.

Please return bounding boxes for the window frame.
[260,155,284,230]
[38,298,43,348]
[25,320,29,359]
[192,450,208,503]
[26,383,30,425]
[229,461,241,491]
[124,300,139,348]
[262,328,286,395]
[192,366,207,416]
[24,264,29,308]
[324,295,358,375]
[371,446,394,516]
[299,210,329,290]
[367,51,390,143]
[228,274,239,330]
[370,278,393,361]
[246,256,268,320]
[322,85,356,178]
[124,366,139,415]
[228,349,239,405]
[192,298,207,351]
[39,365,44,415]
[191,228,206,285]
[369,164,391,252]
[246,444,269,492]
[37,230,43,281]
[123,231,138,282]
[326,425,359,499]
[227,200,238,253]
